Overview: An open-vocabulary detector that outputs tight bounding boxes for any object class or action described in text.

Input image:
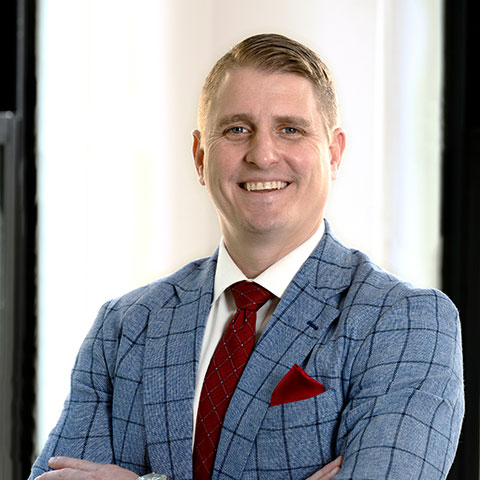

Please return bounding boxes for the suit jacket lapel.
[213,223,352,479]
[143,252,218,478]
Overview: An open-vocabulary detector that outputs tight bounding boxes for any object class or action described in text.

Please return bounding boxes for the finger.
[324,466,341,479]
[48,457,104,472]
[306,467,339,480]
[37,467,88,479]
[305,456,343,480]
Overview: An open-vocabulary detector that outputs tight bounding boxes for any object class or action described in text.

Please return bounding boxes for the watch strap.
[137,474,171,480]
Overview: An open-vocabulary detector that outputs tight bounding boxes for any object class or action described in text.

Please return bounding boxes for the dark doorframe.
[0,0,37,478]
[443,0,480,478]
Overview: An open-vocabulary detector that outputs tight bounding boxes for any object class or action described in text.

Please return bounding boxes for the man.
[31,33,464,480]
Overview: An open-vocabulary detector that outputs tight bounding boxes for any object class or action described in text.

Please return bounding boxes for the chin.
[244,219,289,236]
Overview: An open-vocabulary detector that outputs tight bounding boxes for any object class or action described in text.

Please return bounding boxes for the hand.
[36,457,139,479]
[305,456,343,480]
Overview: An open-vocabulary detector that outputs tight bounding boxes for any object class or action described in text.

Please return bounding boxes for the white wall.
[35,0,443,453]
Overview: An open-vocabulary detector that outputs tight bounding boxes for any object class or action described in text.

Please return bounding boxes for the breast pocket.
[263,388,339,428]
[249,389,341,479]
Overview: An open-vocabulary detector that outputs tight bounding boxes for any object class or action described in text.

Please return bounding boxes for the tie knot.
[230,281,273,312]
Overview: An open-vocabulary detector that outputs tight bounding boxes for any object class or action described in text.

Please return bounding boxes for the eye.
[227,126,248,134]
[281,127,299,135]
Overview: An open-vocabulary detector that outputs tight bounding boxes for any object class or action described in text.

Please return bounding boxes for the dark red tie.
[193,281,273,479]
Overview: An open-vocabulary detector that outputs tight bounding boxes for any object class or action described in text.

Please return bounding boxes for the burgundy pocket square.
[270,363,325,407]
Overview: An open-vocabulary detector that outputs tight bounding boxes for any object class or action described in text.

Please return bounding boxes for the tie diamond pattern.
[193,281,272,479]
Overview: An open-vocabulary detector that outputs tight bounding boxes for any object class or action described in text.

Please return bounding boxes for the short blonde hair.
[198,33,339,134]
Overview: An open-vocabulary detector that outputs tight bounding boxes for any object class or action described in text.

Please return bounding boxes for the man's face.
[193,67,345,252]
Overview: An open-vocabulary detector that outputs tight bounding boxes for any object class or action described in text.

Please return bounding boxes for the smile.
[241,181,289,191]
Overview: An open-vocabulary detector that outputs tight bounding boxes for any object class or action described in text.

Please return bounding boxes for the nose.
[245,130,279,168]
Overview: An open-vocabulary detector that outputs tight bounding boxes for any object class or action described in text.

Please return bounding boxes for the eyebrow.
[216,114,253,129]
[215,114,312,129]
[274,115,312,128]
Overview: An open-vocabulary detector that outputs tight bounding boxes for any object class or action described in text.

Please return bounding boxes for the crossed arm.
[35,456,343,479]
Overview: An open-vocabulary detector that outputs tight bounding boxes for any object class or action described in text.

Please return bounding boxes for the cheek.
[205,146,241,181]
[203,159,232,197]
[304,163,332,201]
[295,147,330,181]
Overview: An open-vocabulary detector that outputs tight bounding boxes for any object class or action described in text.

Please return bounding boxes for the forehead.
[207,68,321,127]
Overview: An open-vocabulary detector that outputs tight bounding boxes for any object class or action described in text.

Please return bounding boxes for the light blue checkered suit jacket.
[30,221,464,479]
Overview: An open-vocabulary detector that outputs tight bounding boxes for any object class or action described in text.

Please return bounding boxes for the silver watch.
[137,474,171,480]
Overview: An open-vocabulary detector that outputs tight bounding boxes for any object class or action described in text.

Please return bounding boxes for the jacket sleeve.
[29,302,119,479]
[334,290,464,480]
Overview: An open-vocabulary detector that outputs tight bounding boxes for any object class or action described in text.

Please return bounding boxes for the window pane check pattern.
[193,281,273,479]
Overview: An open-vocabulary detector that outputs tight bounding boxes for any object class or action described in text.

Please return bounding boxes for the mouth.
[240,181,290,191]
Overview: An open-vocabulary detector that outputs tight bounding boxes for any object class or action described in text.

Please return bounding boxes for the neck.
[223,226,319,278]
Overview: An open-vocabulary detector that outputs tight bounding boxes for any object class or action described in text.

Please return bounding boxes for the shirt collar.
[213,221,325,302]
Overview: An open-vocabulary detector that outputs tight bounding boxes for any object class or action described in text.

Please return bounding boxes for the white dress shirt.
[192,222,325,439]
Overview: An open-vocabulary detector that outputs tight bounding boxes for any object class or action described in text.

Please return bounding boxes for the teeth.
[244,181,288,191]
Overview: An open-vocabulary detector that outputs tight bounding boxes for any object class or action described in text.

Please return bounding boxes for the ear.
[192,129,206,186]
[329,127,346,180]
